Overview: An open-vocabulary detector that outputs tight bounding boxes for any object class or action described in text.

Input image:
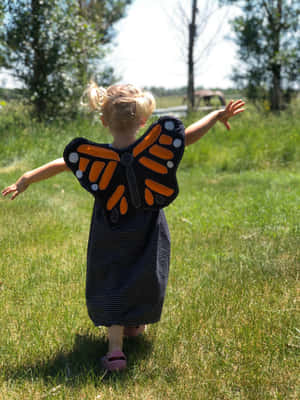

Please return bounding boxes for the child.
[2,83,245,372]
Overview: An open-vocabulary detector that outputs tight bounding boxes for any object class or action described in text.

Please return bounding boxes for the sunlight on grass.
[0,160,29,174]
[1,169,299,399]
[0,101,299,399]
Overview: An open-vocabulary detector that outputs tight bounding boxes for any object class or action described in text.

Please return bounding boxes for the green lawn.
[0,101,299,399]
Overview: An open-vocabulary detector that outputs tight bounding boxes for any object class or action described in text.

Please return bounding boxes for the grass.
[0,99,299,399]
[156,96,183,108]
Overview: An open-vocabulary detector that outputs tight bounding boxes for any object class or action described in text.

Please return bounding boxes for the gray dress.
[63,116,185,327]
[86,202,170,326]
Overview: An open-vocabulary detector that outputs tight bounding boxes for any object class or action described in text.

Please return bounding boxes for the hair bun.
[82,81,107,113]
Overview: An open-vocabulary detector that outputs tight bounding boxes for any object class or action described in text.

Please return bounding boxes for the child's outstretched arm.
[184,99,245,146]
[2,158,69,200]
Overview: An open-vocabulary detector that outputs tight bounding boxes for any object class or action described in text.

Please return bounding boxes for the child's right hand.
[218,99,245,130]
[2,176,29,200]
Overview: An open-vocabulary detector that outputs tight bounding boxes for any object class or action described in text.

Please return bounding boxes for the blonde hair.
[83,82,156,132]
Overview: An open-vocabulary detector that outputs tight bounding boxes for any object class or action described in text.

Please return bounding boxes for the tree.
[1,0,132,118]
[77,1,132,86]
[78,1,133,45]
[187,0,197,110]
[171,0,227,112]
[221,0,300,110]
[0,3,5,66]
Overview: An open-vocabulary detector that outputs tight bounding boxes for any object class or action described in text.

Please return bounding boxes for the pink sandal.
[101,350,127,372]
[124,325,145,337]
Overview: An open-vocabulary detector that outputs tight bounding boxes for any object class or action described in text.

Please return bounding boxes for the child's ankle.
[108,343,123,353]
[107,325,124,353]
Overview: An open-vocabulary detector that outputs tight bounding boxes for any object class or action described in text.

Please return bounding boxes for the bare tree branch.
[166,0,229,111]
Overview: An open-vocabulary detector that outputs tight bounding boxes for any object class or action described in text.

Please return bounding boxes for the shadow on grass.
[4,331,154,386]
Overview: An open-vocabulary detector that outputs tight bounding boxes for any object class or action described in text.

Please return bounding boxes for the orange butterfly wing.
[64,139,128,221]
[63,116,185,225]
[132,116,185,208]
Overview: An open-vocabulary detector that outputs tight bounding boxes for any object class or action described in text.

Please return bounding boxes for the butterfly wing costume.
[63,116,185,326]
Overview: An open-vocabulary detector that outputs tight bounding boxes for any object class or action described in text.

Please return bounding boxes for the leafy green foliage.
[78,0,133,45]
[0,0,132,119]
[0,3,5,66]
[221,0,300,110]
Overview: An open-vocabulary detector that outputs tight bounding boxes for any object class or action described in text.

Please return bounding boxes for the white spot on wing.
[91,184,98,191]
[76,170,83,179]
[165,120,175,131]
[167,161,174,168]
[173,138,182,148]
[69,152,79,163]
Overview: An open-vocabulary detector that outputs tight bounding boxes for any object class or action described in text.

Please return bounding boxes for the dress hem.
[93,317,161,328]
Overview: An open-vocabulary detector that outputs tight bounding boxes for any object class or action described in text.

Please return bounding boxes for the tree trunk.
[269,0,282,111]
[270,64,281,111]
[31,0,47,118]
[77,1,89,88]
[187,0,197,112]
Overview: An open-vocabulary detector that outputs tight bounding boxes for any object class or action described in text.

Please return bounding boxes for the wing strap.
[120,152,141,208]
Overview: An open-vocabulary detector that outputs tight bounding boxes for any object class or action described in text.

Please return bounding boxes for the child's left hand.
[2,176,29,200]
[218,100,245,130]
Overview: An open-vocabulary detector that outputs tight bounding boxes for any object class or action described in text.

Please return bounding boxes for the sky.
[0,0,240,89]
[105,0,240,89]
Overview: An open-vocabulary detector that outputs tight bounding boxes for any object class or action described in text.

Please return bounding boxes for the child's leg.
[102,325,126,371]
[107,325,124,352]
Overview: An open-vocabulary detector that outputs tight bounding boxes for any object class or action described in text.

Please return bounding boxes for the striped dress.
[85,203,170,326]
